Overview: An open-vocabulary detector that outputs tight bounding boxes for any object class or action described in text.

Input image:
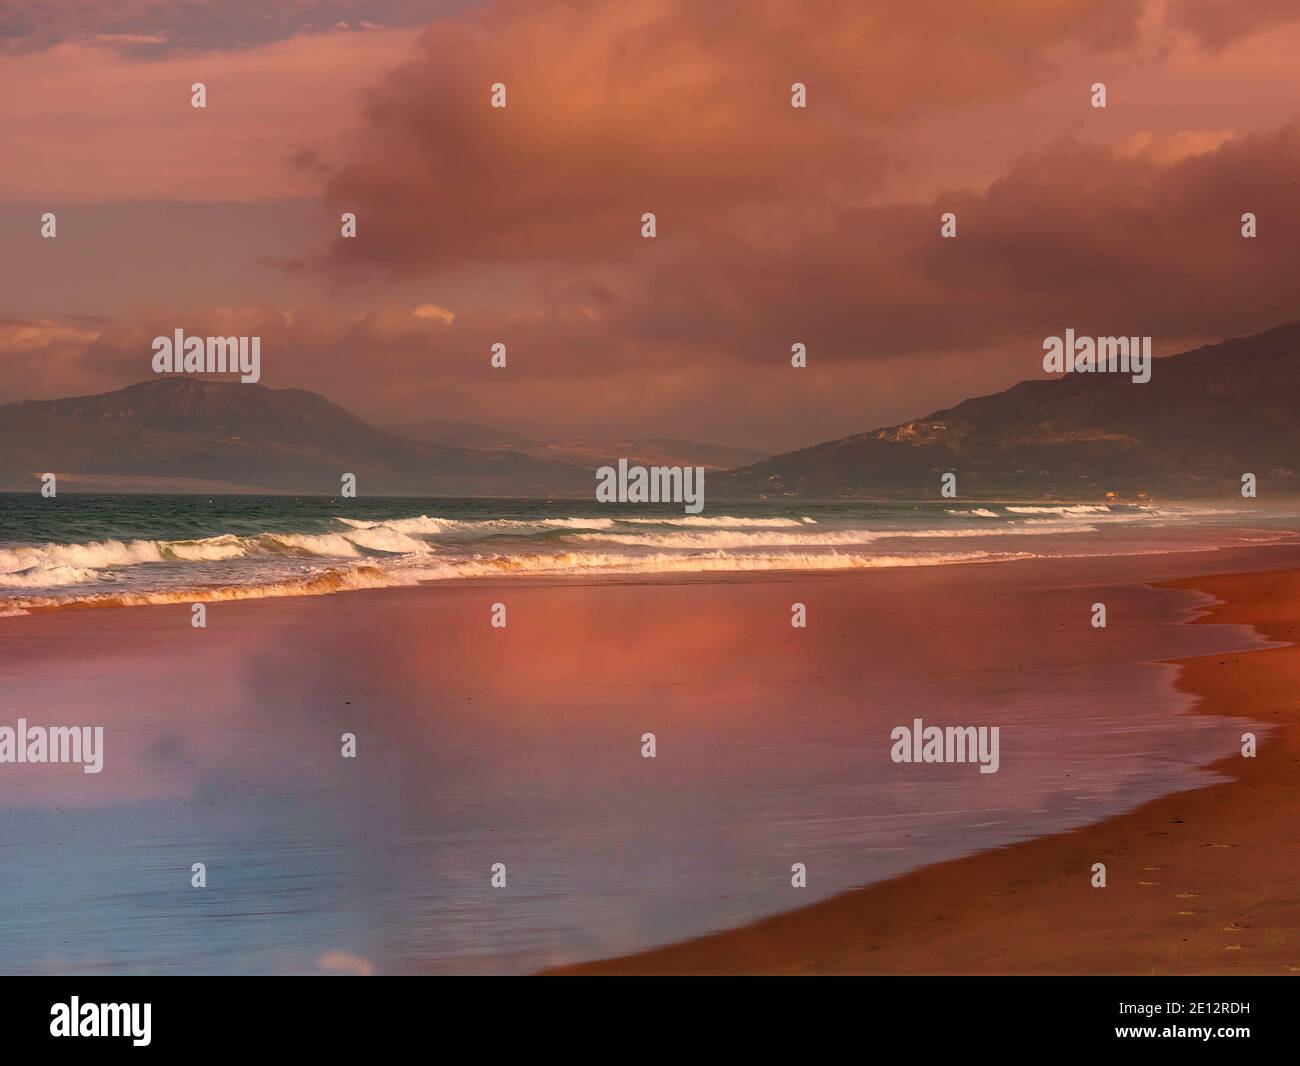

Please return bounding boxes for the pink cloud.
[317,0,1147,276]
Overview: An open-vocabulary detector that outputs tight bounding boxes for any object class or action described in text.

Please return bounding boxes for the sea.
[2,493,1295,614]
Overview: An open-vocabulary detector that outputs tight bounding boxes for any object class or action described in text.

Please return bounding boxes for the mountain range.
[715,321,1300,499]
[0,379,587,496]
[0,378,760,496]
[2,321,1298,498]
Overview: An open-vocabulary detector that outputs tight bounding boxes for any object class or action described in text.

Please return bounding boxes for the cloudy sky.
[3,0,1300,452]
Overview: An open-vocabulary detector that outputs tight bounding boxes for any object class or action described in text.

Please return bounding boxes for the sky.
[3,0,1300,452]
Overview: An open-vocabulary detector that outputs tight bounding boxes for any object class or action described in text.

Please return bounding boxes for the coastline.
[546,566,1300,975]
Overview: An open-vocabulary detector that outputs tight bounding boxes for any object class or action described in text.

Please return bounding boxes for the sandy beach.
[549,565,1300,975]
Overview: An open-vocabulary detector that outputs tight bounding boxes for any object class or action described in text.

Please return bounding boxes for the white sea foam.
[332,527,433,554]
[2,563,423,613]
[0,539,163,572]
[424,548,1033,578]
[0,563,103,588]
[571,523,1097,549]
[0,527,439,578]
[1004,505,1114,516]
[0,547,1044,614]
[163,535,249,561]
[339,515,616,535]
[572,530,885,549]
[617,516,810,527]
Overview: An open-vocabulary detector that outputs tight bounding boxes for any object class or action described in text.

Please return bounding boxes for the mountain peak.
[0,377,591,496]
[121,376,266,394]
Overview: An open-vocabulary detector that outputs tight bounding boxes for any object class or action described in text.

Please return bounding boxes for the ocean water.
[1,493,1294,614]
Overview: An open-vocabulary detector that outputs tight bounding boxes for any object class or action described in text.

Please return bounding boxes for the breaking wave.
[1,499,1279,616]
[617,515,817,527]
[3,549,1040,615]
[1004,505,1116,516]
[570,523,1098,550]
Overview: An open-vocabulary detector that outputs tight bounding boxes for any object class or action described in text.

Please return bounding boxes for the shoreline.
[546,567,1300,975]
[3,547,1297,974]
[5,497,1295,620]
[6,535,1299,619]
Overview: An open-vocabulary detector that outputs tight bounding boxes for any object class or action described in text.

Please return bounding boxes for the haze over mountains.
[1,321,1297,498]
[387,420,764,471]
[0,378,761,496]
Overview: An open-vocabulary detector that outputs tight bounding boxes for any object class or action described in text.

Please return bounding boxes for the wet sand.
[549,566,1300,975]
[3,546,1298,974]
